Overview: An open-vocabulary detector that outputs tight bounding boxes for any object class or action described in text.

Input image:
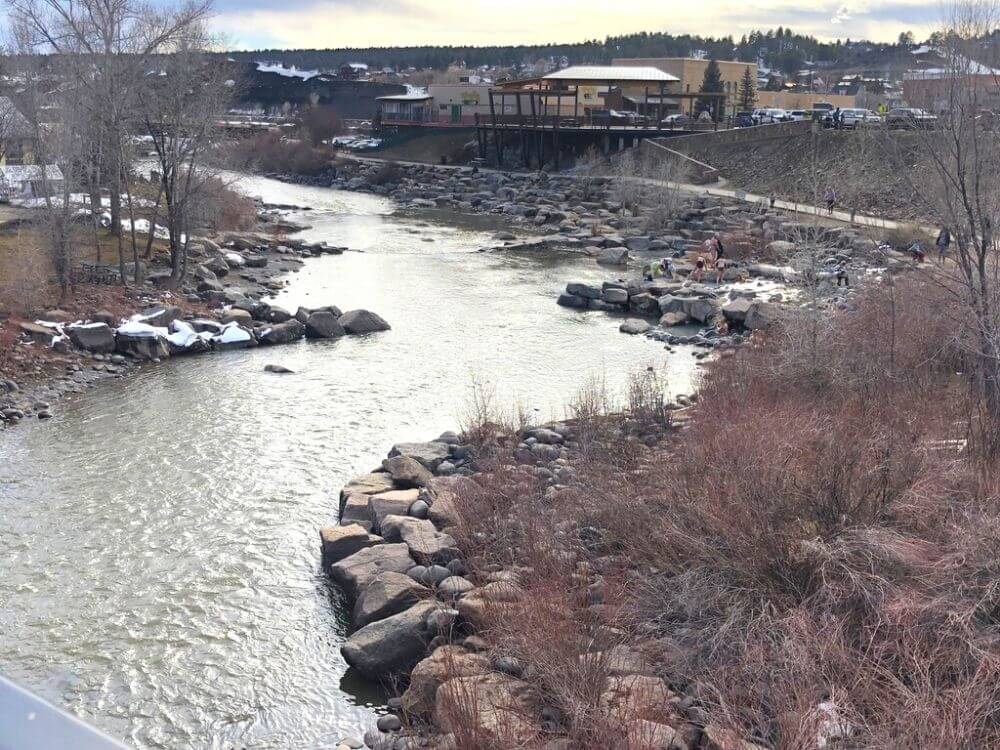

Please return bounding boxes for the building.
[902,53,1000,110]
[376,92,433,123]
[755,91,857,111]
[613,57,758,114]
[0,164,64,200]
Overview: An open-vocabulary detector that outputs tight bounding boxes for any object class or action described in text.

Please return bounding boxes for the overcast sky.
[211,0,946,51]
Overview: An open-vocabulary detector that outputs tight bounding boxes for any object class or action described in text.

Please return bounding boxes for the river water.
[0,176,700,749]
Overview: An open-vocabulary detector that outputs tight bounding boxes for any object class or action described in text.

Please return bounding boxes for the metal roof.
[543,66,679,83]
[376,92,432,101]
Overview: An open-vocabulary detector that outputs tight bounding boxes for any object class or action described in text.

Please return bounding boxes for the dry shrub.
[189,176,257,232]
[366,160,402,186]
[226,132,332,176]
[447,275,1000,747]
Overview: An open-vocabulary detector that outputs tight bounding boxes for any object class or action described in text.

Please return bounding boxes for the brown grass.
[440,274,1000,748]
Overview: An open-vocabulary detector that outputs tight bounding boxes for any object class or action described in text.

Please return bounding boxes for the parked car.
[886,108,938,129]
[812,102,835,113]
[661,113,692,126]
[787,110,809,121]
[753,108,791,124]
[824,108,883,128]
[608,109,644,125]
[734,111,755,128]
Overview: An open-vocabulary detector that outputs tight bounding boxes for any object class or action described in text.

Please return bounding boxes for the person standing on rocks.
[661,257,674,279]
[936,226,951,262]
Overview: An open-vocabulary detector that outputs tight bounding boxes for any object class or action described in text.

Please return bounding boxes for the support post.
[516,92,528,168]
[488,90,501,166]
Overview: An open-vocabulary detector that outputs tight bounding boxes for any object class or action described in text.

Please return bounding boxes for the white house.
[0,164,64,200]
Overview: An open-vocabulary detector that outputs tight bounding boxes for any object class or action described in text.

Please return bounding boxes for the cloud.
[831,4,853,24]
[208,0,947,50]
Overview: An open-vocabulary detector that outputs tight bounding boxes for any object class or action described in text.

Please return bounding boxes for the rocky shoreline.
[0,211,388,428]
[320,407,746,750]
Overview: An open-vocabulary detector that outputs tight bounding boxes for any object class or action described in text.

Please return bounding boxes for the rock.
[67,323,115,353]
[409,499,430,519]
[601,675,676,719]
[596,247,629,266]
[304,310,346,339]
[382,455,434,488]
[402,646,490,717]
[340,494,375,531]
[40,309,74,324]
[264,363,294,373]
[627,720,681,750]
[566,282,601,300]
[721,297,753,323]
[381,515,459,564]
[369,489,421,532]
[434,673,537,745]
[437,576,475,599]
[684,297,719,324]
[341,473,396,502]
[339,309,390,334]
[422,564,452,586]
[456,582,521,629]
[701,725,769,750]
[353,571,427,629]
[341,599,443,678]
[138,305,181,327]
[556,293,588,309]
[329,543,415,600]
[115,324,170,360]
[259,319,305,345]
[427,491,461,529]
[17,321,56,344]
[376,714,401,733]
[579,645,654,676]
[659,311,689,327]
[389,442,451,471]
[744,301,781,330]
[320,524,382,568]
[629,293,661,317]
[620,319,651,335]
[602,287,629,305]
[220,308,253,325]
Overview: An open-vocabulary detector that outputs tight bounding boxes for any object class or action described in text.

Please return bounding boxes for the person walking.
[824,187,836,215]
[936,225,951,262]
[769,192,776,209]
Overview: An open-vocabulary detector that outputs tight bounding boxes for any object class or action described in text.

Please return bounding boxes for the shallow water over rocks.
[0,176,700,749]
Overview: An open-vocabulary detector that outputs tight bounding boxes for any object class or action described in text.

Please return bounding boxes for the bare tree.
[137,22,229,284]
[9,0,213,283]
[880,0,1000,458]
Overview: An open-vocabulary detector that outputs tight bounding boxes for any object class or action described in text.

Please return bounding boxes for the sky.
[209,0,947,51]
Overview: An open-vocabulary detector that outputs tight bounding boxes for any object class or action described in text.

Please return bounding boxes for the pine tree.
[696,58,724,120]
[738,65,757,111]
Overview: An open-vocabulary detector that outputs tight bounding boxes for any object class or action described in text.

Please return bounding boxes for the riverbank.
[321,270,999,750]
[0,206,389,427]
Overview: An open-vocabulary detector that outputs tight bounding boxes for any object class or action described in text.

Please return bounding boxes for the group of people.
[907,226,952,264]
[644,233,733,285]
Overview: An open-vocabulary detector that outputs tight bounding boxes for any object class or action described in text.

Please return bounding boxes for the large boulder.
[382,455,434,488]
[389,441,451,471]
[764,240,796,262]
[721,297,754,323]
[340,473,396,505]
[381,515,459,564]
[258,319,305,345]
[115,322,170,360]
[619,319,651,335]
[744,301,782,330]
[339,309,390,334]
[340,494,374,531]
[320,524,382,568]
[566,282,601,300]
[557,293,588,309]
[352,571,427,629]
[368,489,421,532]
[402,646,490,717]
[602,287,629,305]
[67,323,115,353]
[434,673,538,745]
[629,293,661,317]
[341,599,444,679]
[596,248,629,266]
[685,297,720,324]
[329,543,415,600]
[304,310,346,339]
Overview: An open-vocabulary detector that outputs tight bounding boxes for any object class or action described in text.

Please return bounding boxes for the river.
[0,175,700,749]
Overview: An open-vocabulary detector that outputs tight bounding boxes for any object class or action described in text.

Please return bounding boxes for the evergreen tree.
[738,65,757,111]
[696,58,724,120]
